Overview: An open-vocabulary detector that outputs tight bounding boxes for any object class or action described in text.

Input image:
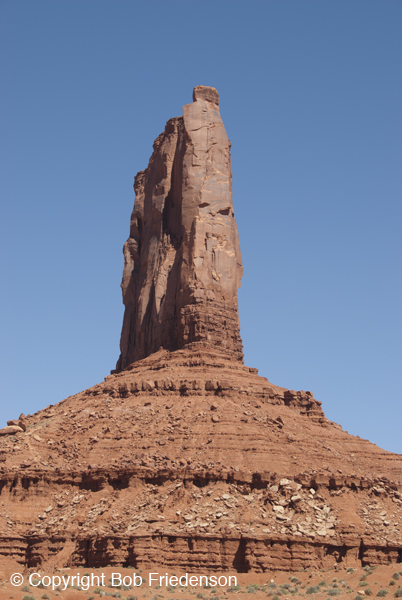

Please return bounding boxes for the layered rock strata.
[116,86,243,371]
[1,346,402,574]
[1,87,402,577]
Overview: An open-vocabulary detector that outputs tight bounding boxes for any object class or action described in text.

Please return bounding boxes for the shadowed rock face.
[116,86,243,371]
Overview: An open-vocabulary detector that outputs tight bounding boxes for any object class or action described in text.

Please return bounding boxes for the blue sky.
[1,1,401,453]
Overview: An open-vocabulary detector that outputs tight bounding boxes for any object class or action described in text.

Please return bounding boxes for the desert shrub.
[289,577,301,585]
[41,595,50,600]
[306,586,320,594]
[365,590,372,597]
[327,589,342,596]
[377,592,388,598]
[22,586,31,592]
[394,590,402,598]
[347,568,354,574]
[394,574,401,581]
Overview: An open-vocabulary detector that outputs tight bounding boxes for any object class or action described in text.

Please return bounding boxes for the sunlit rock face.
[116,86,243,371]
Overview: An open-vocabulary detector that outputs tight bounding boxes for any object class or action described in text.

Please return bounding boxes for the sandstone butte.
[1,86,402,580]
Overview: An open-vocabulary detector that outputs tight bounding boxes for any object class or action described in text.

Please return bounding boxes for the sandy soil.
[2,564,402,600]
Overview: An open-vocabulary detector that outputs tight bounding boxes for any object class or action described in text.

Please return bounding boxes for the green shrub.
[41,595,50,600]
[394,590,402,598]
[365,590,372,597]
[377,592,388,598]
[394,575,401,581]
[347,568,354,574]
[22,586,31,592]
[327,590,342,596]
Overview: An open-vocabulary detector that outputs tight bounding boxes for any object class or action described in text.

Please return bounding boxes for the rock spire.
[116,86,243,371]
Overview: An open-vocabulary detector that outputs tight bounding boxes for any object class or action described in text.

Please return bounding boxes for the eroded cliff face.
[1,346,402,574]
[116,86,243,372]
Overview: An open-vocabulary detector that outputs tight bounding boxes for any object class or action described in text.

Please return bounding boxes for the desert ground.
[2,564,402,600]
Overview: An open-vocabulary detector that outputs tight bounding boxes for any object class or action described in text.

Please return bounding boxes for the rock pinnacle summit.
[116,86,243,372]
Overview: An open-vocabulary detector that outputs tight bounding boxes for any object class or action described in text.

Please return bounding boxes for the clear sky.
[1,1,401,454]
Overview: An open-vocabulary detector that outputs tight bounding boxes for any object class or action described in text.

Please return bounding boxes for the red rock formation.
[1,346,402,575]
[116,86,243,371]
[1,87,402,577]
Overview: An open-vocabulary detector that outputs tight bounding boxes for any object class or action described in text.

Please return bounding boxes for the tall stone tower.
[116,86,243,372]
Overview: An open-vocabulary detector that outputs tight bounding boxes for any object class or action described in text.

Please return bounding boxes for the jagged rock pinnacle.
[115,86,243,372]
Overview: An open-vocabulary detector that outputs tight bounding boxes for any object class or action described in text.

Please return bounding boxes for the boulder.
[0,425,24,436]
